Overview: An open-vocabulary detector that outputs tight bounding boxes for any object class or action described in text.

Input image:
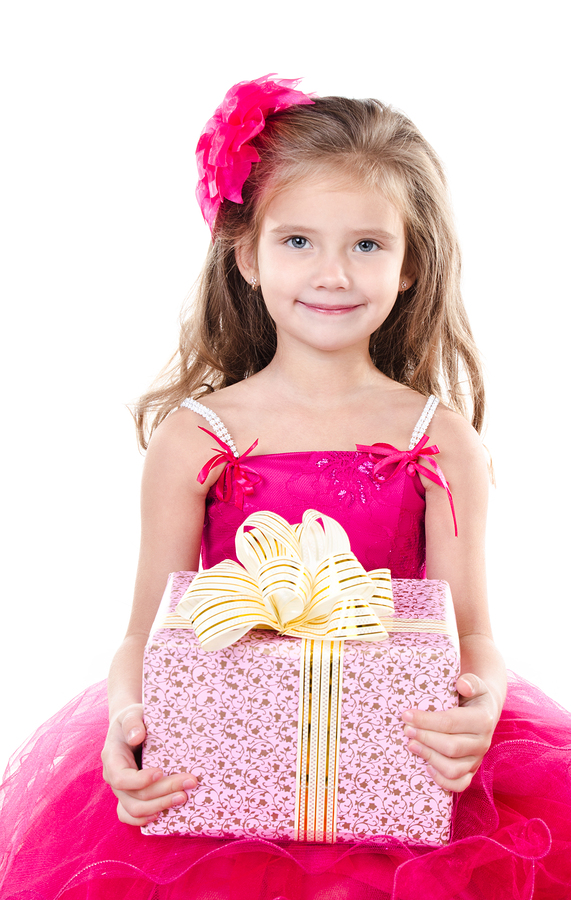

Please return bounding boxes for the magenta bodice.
[201,449,427,577]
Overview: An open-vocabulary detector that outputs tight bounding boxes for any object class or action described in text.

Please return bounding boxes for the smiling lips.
[298,301,361,314]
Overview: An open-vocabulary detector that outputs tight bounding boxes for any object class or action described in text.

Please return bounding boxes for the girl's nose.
[310,253,351,290]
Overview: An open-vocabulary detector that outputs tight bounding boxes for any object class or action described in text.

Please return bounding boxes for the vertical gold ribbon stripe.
[294,639,343,842]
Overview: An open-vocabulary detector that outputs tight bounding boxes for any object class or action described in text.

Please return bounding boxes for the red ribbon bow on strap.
[197,427,261,510]
[355,434,458,536]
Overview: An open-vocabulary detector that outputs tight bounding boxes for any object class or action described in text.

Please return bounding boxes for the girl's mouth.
[298,302,360,315]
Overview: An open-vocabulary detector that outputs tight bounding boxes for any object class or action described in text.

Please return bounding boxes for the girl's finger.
[406,735,482,793]
[401,703,495,736]
[104,764,163,793]
[456,674,488,701]
[404,725,483,760]
[120,708,146,745]
[119,772,198,802]
[116,800,161,828]
[407,738,480,778]
[426,765,476,794]
[117,787,191,822]
[401,707,473,734]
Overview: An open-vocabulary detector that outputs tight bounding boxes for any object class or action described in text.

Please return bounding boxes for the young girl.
[2,75,570,899]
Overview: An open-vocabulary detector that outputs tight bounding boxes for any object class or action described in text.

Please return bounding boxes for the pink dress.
[1,396,570,900]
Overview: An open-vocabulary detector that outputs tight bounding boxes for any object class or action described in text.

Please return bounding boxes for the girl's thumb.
[457,673,485,698]
[122,708,146,745]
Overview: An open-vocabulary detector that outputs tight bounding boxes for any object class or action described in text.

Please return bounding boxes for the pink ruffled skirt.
[1,673,570,900]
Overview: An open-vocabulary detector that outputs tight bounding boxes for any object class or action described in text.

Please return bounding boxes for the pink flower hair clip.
[196,74,315,232]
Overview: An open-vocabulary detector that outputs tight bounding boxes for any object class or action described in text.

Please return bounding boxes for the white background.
[1,1,569,775]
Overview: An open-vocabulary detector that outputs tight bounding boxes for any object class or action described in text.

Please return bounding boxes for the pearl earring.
[250,276,258,290]
[401,281,407,290]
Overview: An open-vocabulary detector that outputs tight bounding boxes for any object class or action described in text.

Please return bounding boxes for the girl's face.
[240,174,413,358]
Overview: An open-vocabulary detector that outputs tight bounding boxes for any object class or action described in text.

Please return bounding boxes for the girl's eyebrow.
[269,224,399,243]
[269,224,319,235]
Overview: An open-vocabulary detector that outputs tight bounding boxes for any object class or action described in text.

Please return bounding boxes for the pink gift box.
[142,572,459,845]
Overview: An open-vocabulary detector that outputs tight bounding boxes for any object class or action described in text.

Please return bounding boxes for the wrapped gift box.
[142,571,459,845]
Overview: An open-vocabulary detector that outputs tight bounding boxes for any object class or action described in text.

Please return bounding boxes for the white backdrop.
[1,1,569,775]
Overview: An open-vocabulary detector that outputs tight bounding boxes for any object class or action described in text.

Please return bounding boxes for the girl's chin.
[276,331,373,357]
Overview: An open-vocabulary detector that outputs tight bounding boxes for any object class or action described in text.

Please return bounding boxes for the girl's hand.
[402,674,498,792]
[101,703,198,826]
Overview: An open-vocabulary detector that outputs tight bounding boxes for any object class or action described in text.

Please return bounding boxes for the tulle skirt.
[1,673,570,900]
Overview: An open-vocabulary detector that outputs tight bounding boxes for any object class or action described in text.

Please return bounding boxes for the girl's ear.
[235,241,259,288]
[399,260,416,293]
[399,274,416,292]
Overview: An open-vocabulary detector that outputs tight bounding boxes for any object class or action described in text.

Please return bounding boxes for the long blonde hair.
[134,96,485,449]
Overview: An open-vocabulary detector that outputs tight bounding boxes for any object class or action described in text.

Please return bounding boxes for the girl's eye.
[286,236,309,249]
[355,240,379,253]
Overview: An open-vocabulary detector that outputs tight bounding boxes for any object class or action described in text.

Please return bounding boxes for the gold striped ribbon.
[294,639,344,842]
[161,613,450,636]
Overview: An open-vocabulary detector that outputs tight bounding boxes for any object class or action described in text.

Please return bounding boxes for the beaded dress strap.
[180,398,239,458]
[409,395,439,450]
[357,393,456,534]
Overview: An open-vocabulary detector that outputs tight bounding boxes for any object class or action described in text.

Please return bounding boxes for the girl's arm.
[402,410,507,792]
[101,410,211,826]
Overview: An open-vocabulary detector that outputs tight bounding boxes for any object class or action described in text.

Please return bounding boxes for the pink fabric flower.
[196,75,315,231]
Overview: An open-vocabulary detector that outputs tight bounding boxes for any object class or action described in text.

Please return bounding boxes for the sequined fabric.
[202,450,426,578]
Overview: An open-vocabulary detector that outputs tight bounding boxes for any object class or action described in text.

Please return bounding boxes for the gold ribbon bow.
[175,509,394,651]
